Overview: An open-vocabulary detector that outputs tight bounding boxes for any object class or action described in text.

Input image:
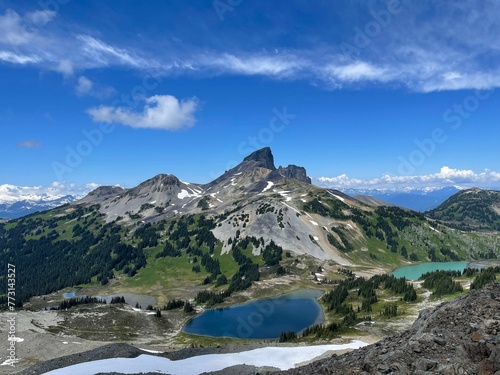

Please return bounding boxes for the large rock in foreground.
[282,282,500,375]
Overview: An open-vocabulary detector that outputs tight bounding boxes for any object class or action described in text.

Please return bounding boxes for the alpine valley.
[1,148,500,374]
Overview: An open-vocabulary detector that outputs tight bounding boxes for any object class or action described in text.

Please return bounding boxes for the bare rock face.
[277,165,311,184]
[280,281,500,375]
[87,186,125,198]
[240,147,277,172]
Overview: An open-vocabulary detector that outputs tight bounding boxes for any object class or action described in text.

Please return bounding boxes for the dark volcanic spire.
[242,147,276,171]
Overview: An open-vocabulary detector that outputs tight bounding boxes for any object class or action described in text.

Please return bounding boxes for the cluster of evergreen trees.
[303,197,348,220]
[261,240,283,266]
[110,296,126,304]
[164,299,185,310]
[278,330,297,342]
[301,322,339,339]
[0,205,147,305]
[160,298,194,313]
[320,273,417,329]
[195,290,228,306]
[470,266,500,289]
[53,296,106,310]
[420,270,463,296]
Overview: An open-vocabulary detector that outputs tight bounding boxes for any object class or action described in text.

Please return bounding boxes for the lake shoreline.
[182,288,326,339]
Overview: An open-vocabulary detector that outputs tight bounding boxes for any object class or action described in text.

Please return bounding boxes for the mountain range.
[0,184,77,219]
[2,147,499,307]
[0,169,471,220]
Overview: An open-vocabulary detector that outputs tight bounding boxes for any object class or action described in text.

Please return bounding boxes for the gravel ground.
[0,310,109,374]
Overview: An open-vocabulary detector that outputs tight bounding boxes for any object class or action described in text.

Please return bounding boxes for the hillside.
[426,188,500,231]
[281,281,500,374]
[1,149,499,309]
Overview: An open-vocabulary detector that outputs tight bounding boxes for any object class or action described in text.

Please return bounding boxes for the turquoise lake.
[182,289,325,339]
[392,261,470,280]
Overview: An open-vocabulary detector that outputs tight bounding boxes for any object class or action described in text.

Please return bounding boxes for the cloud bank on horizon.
[317,167,500,191]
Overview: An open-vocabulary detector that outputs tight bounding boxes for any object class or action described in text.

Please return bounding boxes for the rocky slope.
[281,281,500,375]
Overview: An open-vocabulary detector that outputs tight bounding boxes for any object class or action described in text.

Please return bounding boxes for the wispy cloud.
[55,59,74,77]
[76,35,148,68]
[17,139,41,148]
[1,2,500,92]
[0,50,40,64]
[87,95,199,130]
[75,75,116,98]
[316,167,500,191]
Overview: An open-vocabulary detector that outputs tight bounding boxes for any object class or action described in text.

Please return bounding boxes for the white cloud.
[201,53,304,77]
[0,9,30,46]
[87,95,199,130]
[75,75,116,98]
[25,10,56,26]
[2,3,500,92]
[55,59,74,77]
[76,35,147,68]
[326,62,388,82]
[316,167,500,191]
[0,50,40,64]
[16,139,41,148]
[76,75,94,95]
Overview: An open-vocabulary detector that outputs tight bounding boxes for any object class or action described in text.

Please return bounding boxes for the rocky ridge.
[281,281,500,375]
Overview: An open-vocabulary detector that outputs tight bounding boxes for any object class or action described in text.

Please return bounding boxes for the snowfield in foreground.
[42,341,368,375]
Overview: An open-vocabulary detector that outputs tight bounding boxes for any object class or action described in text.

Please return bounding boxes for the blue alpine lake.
[392,261,470,280]
[182,289,325,339]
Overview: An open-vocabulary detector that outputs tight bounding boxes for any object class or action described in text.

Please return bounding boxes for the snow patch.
[177,190,190,199]
[428,225,441,233]
[41,342,368,375]
[139,348,164,354]
[262,181,274,193]
[277,190,292,201]
[177,189,201,200]
[283,202,300,214]
[327,191,345,202]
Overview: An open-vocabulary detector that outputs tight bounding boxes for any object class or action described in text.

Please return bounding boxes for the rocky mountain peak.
[88,186,125,198]
[241,147,276,171]
[277,165,311,184]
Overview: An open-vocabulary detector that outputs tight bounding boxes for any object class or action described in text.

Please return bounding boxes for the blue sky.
[1,0,500,196]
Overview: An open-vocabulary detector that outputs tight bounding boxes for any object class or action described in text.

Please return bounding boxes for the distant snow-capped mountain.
[0,184,82,219]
